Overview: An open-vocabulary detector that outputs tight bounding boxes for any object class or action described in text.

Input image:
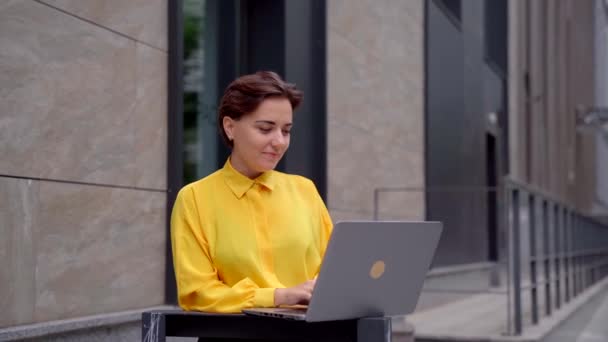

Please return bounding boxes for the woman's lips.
[263,152,279,158]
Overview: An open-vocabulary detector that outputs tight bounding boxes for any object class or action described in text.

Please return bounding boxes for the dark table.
[142,310,392,342]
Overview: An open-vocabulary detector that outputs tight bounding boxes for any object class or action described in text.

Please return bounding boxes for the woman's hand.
[274,279,316,306]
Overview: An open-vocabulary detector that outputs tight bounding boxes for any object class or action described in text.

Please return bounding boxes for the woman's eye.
[282,130,291,135]
[259,127,272,133]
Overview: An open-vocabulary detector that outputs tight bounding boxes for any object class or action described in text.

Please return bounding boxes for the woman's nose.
[271,131,287,147]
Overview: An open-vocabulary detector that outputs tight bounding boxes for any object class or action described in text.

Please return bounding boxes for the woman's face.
[223,97,293,178]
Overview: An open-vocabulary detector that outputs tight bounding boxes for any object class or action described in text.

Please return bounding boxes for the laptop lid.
[304,221,442,322]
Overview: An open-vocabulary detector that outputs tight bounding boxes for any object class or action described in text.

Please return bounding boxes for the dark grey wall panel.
[166,0,183,304]
[242,0,285,74]
[426,0,489,266]
[284,0,327,198]
[484,0,508,74]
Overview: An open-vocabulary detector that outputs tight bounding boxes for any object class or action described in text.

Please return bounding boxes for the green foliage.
[183,15,200,60]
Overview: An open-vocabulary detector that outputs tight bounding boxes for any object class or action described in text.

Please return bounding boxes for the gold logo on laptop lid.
[369,260,386,279]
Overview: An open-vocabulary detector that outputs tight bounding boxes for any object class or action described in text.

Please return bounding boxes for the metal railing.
[504,177,608,335]
[371,179,608,336]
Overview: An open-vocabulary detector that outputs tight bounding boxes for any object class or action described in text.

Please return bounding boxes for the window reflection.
[183,0,218,184]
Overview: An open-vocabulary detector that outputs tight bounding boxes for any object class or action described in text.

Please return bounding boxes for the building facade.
[1,0,168,339]
[594,0,608,219]
[508,0,600,212]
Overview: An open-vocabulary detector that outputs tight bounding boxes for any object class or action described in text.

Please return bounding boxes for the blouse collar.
[222,158,276,199]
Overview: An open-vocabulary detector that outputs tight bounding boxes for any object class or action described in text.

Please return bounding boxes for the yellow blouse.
[170,159,333,313]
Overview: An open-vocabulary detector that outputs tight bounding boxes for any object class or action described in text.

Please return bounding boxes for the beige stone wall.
[508,0,597,211]
[0,0,167,327]
[327,0,425,221]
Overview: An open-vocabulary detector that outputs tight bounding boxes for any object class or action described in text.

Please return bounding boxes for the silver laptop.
[242,221,443,322]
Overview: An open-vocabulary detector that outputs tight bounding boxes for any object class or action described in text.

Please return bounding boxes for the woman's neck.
[229,155,262,179]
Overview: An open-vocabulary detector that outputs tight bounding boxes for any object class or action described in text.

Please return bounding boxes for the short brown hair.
[217,71,303,147]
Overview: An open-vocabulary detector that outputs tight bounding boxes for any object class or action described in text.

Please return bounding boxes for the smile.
[263,152,280,158]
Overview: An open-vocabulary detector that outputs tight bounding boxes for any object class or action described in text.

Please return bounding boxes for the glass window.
[183,0,219,184]
[437,0,461,26]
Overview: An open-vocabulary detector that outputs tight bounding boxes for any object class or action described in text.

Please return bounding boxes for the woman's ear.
[223,116,235,141]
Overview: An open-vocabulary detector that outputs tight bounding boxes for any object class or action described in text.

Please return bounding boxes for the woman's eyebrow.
[254,120,276,125]
[254,120,293,127]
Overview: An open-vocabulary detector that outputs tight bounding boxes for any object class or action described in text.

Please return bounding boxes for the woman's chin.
[257,160,279,172]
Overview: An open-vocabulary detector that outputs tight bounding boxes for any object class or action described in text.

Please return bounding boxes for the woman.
[171,71,333,314]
